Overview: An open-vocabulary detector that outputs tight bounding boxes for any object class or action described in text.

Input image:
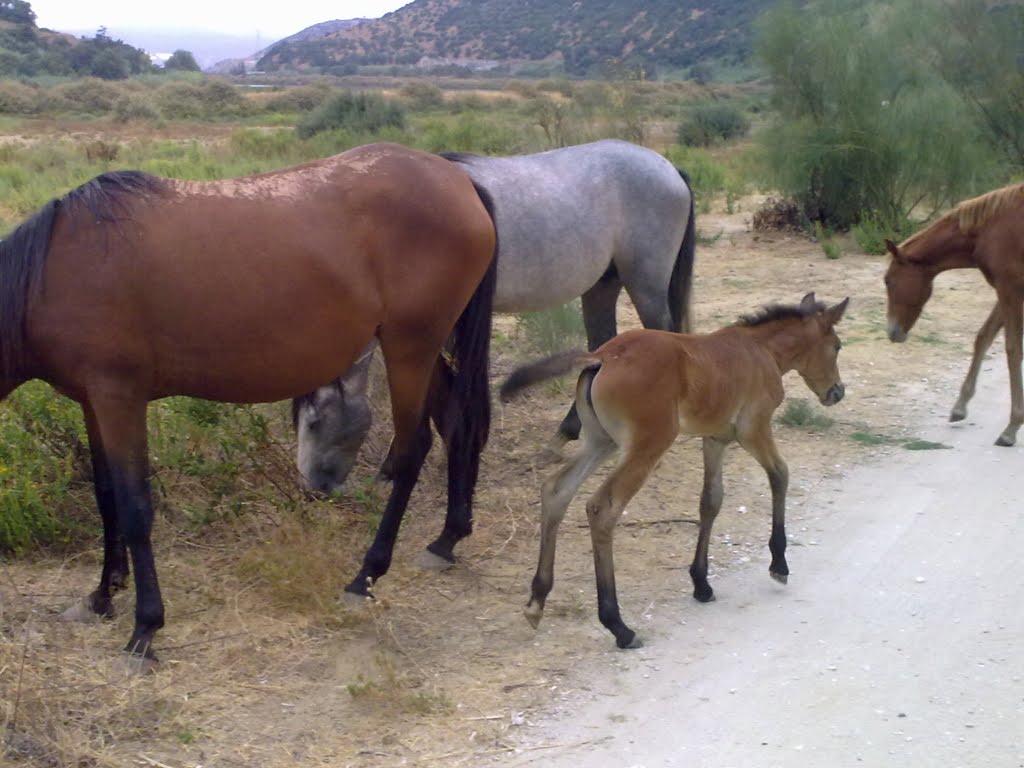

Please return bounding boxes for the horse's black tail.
[436,182,500,482]
[669,168,697,333]
[0,199,59,384]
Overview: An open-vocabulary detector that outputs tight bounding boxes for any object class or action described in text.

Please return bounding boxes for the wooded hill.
[257,0,773,77]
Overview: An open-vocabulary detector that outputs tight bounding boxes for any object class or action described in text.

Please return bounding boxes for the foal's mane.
[736,301,826,328]
[0,170,165,381]
[901,182,1024,248]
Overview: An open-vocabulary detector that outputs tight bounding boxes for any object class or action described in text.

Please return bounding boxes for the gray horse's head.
[294,352,373,495]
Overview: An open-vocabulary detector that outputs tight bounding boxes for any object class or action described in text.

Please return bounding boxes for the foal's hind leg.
[689,437,728,603]
[525,435,615,630]
[951,302,1002,422]
[586,436,673,650]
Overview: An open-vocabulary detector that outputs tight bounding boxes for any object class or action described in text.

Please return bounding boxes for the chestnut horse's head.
[884,238,933,343]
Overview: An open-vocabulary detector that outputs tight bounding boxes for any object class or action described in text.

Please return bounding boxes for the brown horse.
[500,293,848,649]
[0,143,499,660]
[884,182,1024,446]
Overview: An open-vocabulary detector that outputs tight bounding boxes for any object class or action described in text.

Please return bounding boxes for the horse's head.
[796,292,849,407]
[884,238,933,343]
[295,371,373,496]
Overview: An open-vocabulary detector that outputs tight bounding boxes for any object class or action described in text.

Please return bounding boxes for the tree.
[756,0,998,230]
[89,48,129,80]
[0,0,34,25]
[164,49,200,72]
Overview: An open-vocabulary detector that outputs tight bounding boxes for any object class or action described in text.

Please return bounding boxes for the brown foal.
[501,293,849,648]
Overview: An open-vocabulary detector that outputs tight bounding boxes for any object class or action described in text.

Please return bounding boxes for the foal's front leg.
[737,426,790,582]
[951,302,1002,423]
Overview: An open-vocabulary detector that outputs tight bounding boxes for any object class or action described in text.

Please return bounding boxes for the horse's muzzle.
[887,320,908,343]
[821,382,845,406]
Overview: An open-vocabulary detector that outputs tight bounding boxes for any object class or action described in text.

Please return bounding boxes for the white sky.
[29,1,413,38]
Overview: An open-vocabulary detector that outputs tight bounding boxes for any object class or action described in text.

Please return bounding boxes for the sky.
[29,0,413,38]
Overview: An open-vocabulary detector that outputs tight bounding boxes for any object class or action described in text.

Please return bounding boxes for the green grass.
[849,431,951,450]
[777,398,834,431]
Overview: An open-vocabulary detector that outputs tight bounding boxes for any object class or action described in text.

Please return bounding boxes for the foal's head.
[883,238,933,343]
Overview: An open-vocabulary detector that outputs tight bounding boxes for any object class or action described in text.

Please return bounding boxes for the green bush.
[51,77,123,114]
[517,301,586,354]
[263,83,332,113]
[399,80,444,110]
[0,80,41,114]
[296,91,406,139]
[677,103,750,147]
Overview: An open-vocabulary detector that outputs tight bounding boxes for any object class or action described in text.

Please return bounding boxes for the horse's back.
[451,140,690,312]
[28,144,495,404]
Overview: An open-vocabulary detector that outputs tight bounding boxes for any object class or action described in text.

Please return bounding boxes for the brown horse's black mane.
[737,300,826,328]
[0,170,165,381]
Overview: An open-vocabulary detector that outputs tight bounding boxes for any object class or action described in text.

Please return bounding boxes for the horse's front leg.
[689,437,727,602]
[996,296,1024,446]
[62,406,131,623]
[951,302,1002,422]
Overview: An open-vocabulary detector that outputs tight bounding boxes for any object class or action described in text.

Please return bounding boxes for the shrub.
[0,80,41,114]
[677,103,750,147]
[263,83,331,113]
[296,91,405,139]
[52,77,123,114]
[399,80,444,110]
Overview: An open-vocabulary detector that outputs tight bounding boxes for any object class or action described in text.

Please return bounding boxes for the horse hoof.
[770,570,789,585]
[416,549,455,571]
[949,409,967,422]
[523,606,543,630]
[115,651,158,676]
[693,589,716,603]
[340,590,373,609]
[616,631,642,650]
[995,434,1016,447]
[61,599,100,624]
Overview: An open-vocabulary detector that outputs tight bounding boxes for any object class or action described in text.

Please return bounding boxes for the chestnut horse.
[500,294,848,649]
[884,182,1024,446]
[0,143,498,659]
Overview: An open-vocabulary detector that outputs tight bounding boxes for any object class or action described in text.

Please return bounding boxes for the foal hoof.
[949,409,967,423]
[770,570,789,585]
[416,549,455,571]
[61,599,101,624]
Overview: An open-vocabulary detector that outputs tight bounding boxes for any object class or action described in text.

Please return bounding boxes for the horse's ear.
[827,297,850,325]
[884,239,901,259]
[800,292,817,312]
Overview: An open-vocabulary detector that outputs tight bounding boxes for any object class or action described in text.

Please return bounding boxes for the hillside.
[257,0,773,77]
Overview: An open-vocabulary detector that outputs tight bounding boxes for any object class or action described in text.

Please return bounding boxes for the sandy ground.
[2,198,1018,767]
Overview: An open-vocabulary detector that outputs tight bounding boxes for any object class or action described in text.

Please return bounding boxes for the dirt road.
[499,366,1023,767]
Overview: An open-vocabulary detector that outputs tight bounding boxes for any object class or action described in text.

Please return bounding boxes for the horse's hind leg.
[951,302,1002,422]
[551,277,624,445]
[689,437,728,602]
[345,352,435,597]
[996,295,1024,446]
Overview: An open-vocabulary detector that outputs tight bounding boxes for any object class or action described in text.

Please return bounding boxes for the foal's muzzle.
[821,382,845,406]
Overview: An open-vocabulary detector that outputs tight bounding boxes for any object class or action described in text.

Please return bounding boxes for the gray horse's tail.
[499,350,600,403]
[669,168,696,333]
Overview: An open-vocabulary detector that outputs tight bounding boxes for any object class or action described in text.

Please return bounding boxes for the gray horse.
[294,139,696,494]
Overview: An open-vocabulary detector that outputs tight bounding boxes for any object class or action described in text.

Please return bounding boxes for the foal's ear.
[884,239,901,259]
[799,292,817,312]
[826,297,850,325]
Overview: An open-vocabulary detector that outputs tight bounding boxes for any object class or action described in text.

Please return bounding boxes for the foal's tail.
[499,350,600,403]
[669,168,697,333]
[436,182,500,474]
